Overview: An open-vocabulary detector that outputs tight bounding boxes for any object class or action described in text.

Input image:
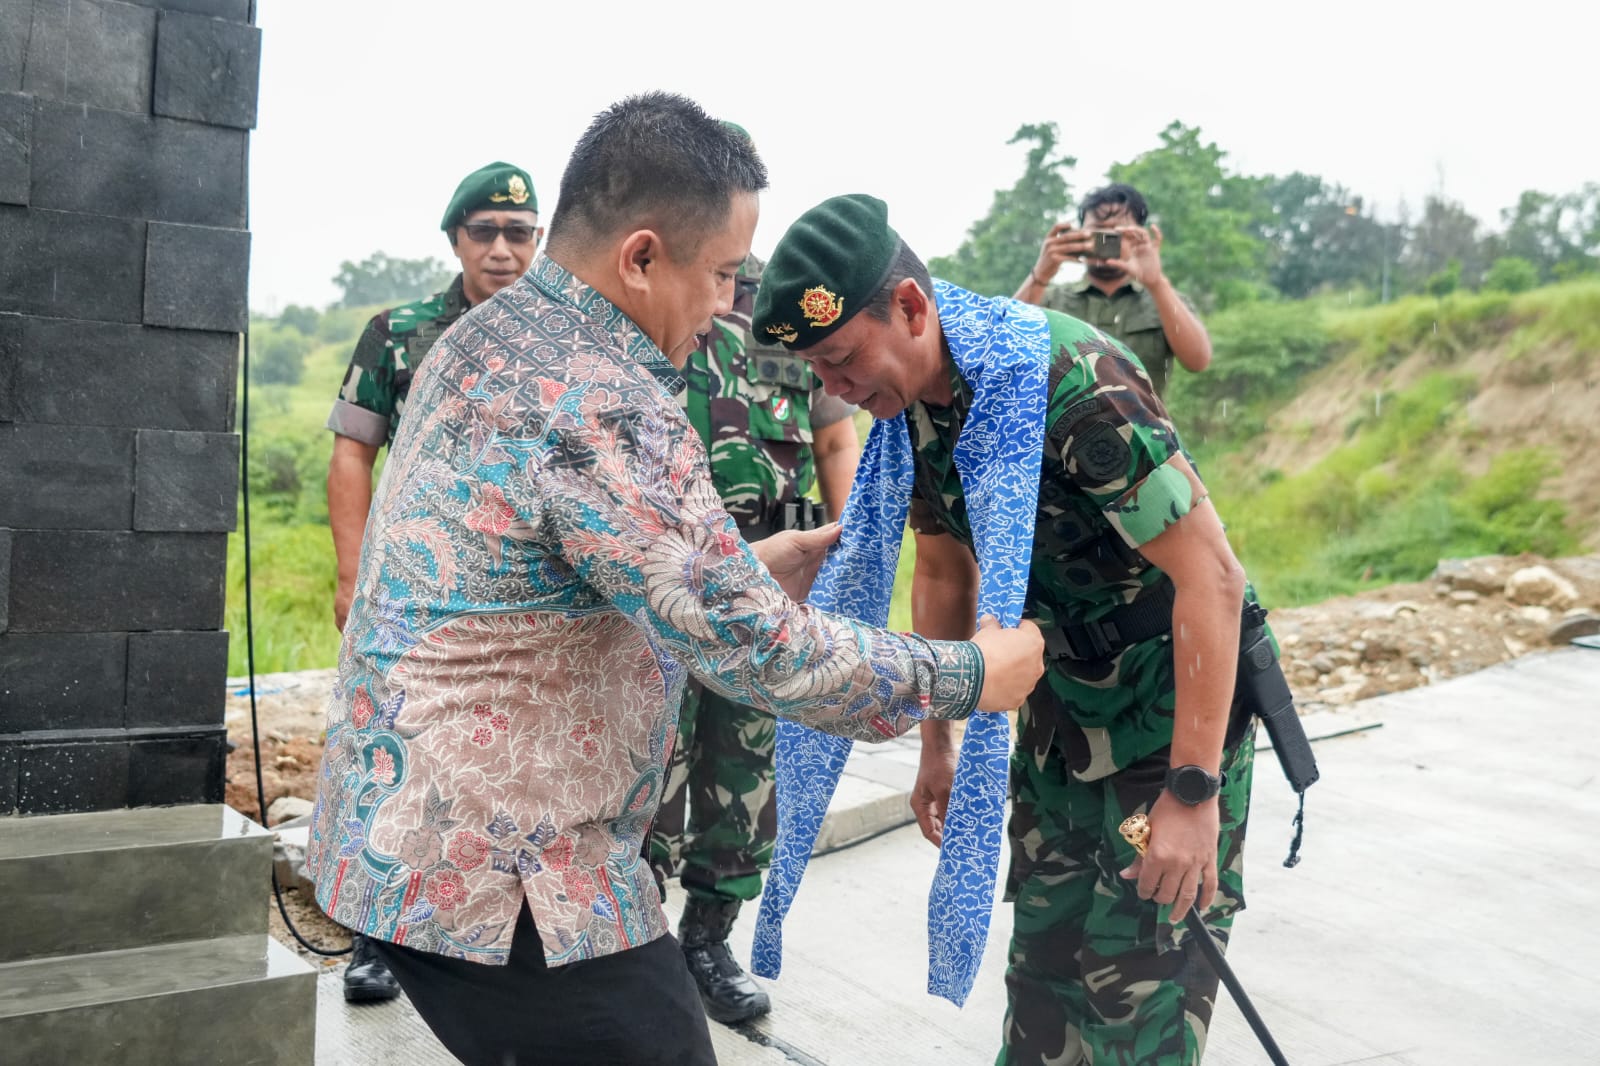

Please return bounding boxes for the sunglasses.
[461,222,539,245]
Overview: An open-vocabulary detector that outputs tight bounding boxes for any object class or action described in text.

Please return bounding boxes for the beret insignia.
[800,286,844,328]
[766,322,799,343]
[491,174,531,205]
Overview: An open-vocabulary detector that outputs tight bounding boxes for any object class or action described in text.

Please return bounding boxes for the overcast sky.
[247,0,1596,312]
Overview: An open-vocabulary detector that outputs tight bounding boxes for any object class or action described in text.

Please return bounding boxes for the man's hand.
[1031,223,1097,286]
[334,580,354,632]
[910,722,958,847]
[1102,223,1167,288]
[1119,790,1221,920]
[971,616,1044,712]
[752,523,842,602]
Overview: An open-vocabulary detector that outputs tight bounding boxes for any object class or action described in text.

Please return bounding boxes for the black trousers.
[369,905,717,1066]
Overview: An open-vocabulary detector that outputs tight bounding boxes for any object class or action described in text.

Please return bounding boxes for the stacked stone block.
[0,0,259,815]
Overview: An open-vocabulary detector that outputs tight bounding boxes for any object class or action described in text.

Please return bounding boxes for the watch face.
[1169,766,1217,805]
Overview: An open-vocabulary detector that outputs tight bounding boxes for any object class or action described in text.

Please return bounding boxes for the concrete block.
[0,805,270,962]
[152,10,260,130]
[0,423,135,529]
[0,632,128,733]
[0,5,27,92]
[0,527,10,634]
[29,99,246,226]
[142,221,249,332]
[0,91,29,205]
[128,729,225,806]
[16,738,132,814]
[0,206,146,323]
[17,0,158,115]
[0,742,16,812]
[125,629,228,728]
[139,0,253,19]
[4,316,236,432]
[0,314,15,422]
[6,530,224,632]
[133,429,237,531]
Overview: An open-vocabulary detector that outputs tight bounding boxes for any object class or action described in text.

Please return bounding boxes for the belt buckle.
[1082,622,1115,660]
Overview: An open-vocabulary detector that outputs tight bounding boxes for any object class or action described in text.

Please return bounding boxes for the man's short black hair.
[547,92,768,261]
[861,241,933,324]
[1078,183,1149,226]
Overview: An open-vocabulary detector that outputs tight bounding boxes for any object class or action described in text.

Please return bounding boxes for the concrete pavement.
[315,647,1600,1064]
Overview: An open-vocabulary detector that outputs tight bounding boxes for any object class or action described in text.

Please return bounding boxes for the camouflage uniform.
[325,274,471,448]
[649,259,855,906]
[906,308,1258,1066]
[1039,277,1199,397]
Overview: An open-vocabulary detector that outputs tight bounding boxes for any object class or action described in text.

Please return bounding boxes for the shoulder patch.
[1071,420,1132,485]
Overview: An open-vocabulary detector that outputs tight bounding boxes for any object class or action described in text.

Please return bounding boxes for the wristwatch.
[1164,764,1225,806]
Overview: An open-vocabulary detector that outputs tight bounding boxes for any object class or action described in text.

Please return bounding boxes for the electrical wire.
[242,324,352,959]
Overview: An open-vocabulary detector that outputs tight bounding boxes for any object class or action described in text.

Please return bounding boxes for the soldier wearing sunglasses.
[324,161,541,1001]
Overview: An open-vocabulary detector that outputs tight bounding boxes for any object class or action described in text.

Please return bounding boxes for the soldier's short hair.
[1078,183,1150,226]
[861,241,933,323]
[547,93,768,261]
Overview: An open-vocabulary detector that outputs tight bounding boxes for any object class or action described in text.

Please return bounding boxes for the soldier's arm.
[1149,281,1211,373]
[908,516,981,846]
[325,316,398,630]
[327,436,381,631]
[1132,474,1245,916]
[810,415,860,523]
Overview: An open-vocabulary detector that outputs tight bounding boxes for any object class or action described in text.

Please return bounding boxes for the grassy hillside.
[228,280,1599,673]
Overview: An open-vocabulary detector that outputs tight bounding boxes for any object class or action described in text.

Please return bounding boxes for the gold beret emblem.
[491,174,531,205]
[765,322,799,343]
[799,286,844,328]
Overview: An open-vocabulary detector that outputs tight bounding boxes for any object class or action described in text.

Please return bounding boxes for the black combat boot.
[679,896,771,1025]
[343,933,401,1003]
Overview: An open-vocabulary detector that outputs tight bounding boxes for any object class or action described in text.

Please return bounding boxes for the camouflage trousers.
[648,679,778,905]
[998,711,1255,1066]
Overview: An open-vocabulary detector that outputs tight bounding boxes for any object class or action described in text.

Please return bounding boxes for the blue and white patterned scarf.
[751,281,1050,1006]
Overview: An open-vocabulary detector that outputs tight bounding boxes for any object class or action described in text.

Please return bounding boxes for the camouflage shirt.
[326,274,471,448]
[1039,277,1197,397]
[908,307,1219,779]
[680,262,853,528]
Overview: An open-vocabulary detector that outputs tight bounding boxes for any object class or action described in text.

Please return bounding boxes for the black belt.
[738,499,828,542]
[1041,579,1177,662]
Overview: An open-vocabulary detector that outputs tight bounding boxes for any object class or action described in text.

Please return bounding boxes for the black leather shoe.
[681,939,771,1024]
[679,896,770,1024]
[343,933,402,1003]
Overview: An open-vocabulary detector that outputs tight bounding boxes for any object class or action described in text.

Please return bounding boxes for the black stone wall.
[0,0,258,814]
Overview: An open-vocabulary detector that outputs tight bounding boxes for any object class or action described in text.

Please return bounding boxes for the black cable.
[242,320,352,959]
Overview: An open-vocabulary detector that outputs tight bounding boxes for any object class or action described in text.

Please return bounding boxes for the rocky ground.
[228,552,1600,961]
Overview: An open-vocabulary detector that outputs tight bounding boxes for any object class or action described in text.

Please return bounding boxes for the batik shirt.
[908,308,1218,780]
[307,255,984,967]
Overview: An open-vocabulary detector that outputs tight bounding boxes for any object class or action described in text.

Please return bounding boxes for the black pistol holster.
[1237,602,1318,865]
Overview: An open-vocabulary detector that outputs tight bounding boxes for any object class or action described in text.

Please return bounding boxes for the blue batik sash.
[751,281,1049,1006]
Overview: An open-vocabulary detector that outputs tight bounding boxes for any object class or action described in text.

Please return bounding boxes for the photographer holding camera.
[1015,183,1211,397]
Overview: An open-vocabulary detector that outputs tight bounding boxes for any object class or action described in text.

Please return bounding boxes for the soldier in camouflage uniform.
[1013,183,1211,398]
[648,254,860,1024]
[753,195,1263,1065]
[324,161,540,1003]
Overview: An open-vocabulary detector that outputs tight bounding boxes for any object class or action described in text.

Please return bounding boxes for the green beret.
[752,193,900,350]
[439,161,537,231]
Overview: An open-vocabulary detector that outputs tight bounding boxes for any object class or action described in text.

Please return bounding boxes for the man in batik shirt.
[306,95,1044,1066]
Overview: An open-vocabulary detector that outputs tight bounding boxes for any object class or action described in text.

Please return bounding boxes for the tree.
[1402,196,1484,291]
[927,123,1076,297]
[1481,256,1539,293]
[278,303,321,335]
[332,252,455,308]
[1106,122,1270,309]
[249,324,309,386]
[1253,173,1397,299]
